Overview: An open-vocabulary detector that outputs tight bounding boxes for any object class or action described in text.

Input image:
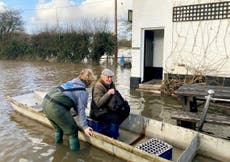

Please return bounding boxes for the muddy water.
[0,60,228,162]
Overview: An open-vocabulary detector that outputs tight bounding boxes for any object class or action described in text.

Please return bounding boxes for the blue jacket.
[60,78,88,129]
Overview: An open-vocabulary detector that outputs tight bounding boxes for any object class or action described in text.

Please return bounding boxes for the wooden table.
[174,84,230,112]
[173,84,230,130]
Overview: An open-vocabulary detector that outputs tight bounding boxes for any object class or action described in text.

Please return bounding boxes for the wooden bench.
[171,111,230,129]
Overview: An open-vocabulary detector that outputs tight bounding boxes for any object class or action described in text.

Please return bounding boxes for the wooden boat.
[7,91,230,162]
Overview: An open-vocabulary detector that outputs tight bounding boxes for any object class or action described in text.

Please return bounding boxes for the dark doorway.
[143,30,164,82]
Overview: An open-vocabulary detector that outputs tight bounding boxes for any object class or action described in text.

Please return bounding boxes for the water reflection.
[10,111,123,162]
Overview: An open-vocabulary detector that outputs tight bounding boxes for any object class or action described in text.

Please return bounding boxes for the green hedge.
[0,31,115,63]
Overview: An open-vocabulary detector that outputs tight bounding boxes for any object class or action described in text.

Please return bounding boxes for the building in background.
[130,0,230,88]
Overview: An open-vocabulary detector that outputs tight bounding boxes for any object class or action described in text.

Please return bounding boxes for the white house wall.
[167,0,230,78]
[131,0,230,86]
[153,30,164,67]
[131,48,141,78]
[131,0,172,80]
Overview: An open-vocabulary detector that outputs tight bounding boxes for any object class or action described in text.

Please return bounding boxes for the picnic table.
[174,84,230,112]
[172,84,230,130]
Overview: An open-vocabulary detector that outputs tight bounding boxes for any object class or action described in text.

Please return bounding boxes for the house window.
[128,10,133,22]
[173,1,230,22]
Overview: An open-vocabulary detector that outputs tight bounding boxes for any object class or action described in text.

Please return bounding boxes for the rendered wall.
[131,0,172,81]
[166,0,230,78]
[131,0,230,85]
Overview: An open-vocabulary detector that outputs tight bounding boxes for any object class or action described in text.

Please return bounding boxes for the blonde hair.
[78,68,96,87]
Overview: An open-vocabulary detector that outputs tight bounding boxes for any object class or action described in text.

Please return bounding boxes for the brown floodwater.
[0,60,229,162]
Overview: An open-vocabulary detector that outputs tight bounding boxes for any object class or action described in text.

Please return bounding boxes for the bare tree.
[0,9,24,39]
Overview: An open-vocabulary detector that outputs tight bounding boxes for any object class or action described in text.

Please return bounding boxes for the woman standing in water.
[42,68,96,151]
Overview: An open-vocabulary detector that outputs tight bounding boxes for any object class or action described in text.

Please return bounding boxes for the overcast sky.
[0,0,132,34]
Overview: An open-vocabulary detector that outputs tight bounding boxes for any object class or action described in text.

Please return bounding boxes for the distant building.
[130,0,230,88]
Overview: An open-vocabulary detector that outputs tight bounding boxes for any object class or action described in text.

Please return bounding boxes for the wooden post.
[114,0,118,65]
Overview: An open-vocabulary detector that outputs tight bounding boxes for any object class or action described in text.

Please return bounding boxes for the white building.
[130,0,230,88]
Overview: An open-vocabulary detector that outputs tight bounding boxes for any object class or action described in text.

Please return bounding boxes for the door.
[143,29,164,82]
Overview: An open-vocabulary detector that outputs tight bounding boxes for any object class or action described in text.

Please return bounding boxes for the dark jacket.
[90,78,115,118]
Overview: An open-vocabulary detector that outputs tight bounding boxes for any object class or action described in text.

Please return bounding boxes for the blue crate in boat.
[136,138,173,160]
[87,118,109,134]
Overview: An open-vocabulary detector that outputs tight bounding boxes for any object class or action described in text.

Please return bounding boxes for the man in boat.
[42,68,96,152]
[90,68,130,139]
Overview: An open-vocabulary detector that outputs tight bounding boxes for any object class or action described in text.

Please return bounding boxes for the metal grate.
[173,1,230,22]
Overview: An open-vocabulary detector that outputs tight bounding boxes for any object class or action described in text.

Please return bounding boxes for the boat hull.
[7,91,230,162]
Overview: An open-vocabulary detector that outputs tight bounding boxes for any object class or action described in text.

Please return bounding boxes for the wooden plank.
[175,84,230,99]
[171,111,200,122]
[171,111,230,126]
[139,84,161,90]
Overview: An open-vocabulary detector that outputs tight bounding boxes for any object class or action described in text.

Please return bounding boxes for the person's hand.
[84,127,93,137]
[108,88,115,95]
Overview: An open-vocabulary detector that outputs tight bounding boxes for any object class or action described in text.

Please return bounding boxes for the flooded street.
[0,60,229,162]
